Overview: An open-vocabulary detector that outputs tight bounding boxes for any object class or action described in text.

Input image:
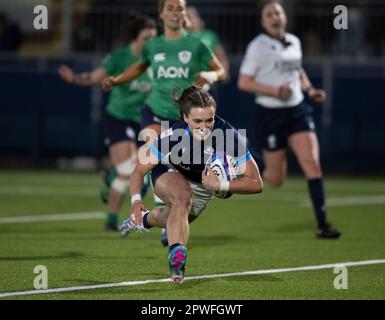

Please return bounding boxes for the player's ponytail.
[171,84,217,119]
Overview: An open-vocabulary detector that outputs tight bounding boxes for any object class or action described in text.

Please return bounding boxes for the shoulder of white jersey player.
[284,33,302,46]
[245,33,271,52]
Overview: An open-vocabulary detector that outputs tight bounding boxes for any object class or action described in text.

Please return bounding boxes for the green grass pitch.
[0,170,384,299]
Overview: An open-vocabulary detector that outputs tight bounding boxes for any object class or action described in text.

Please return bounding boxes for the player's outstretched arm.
[208,55,227,82]
[58,65,107,87]
[129,149,159,224]
[214,46,230,79]
[196,56,227,90]
[101,61,149,91]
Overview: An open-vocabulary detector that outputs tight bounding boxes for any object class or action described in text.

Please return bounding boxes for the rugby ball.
[208,153,238,199]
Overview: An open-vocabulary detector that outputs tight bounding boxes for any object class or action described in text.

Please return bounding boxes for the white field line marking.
[301,195,385,207]
[0,259,384,298]
[0,212,105,224]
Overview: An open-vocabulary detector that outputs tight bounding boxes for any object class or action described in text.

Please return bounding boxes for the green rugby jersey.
[102,46,152,122]
[140,32,214,120]
[190,29,221,53]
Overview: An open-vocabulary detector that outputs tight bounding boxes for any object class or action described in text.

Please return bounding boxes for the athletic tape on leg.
[111,178,130,194]
[116,159,135,176]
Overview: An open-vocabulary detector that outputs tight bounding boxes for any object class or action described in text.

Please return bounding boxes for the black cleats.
[316,224,341,239]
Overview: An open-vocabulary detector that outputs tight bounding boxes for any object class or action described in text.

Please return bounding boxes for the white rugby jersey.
[240,32,304,108]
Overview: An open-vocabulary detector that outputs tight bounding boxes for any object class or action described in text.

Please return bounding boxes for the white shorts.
[187,180,214,218]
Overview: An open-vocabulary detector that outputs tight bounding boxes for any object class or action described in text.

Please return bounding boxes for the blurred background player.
[120,85,263,283]
[238,0,341,239]
[102,0,227,242]
[185,6,230,77]
[58,12,157,231]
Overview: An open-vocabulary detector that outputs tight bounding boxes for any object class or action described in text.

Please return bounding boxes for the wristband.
[199,71,218,84]
[131,194,142,204]
[219,181,230,192]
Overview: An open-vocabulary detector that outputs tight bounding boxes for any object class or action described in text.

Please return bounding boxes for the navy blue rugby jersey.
[150,116,251,183]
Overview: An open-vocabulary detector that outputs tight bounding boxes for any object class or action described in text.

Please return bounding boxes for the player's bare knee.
[111,176,130,194]
[269,178,284,188]
[116,158,136,177]
[303,159,322,178]
[255,178,264,193]
[264,171,284,188]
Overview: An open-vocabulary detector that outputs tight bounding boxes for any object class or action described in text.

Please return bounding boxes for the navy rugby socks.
[307,178,328,229]
[142,212,152,229]
[169,243,183,253]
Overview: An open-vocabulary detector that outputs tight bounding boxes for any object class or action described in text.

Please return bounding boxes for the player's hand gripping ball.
[207,153,239,199]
